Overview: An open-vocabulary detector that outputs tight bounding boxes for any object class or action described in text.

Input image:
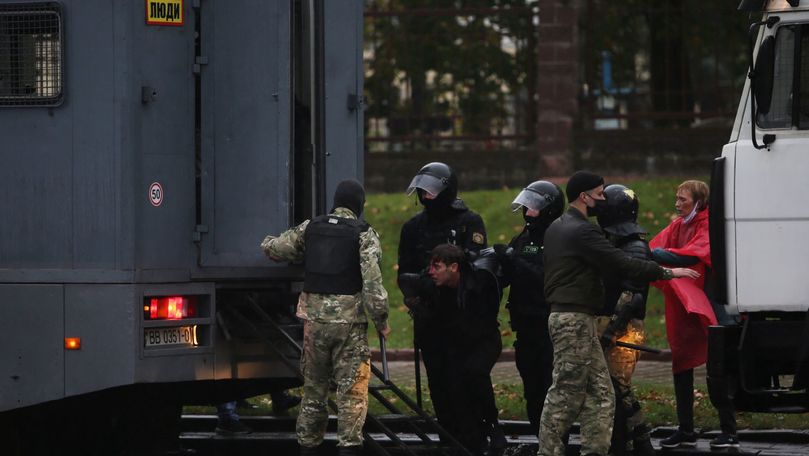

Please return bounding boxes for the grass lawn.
[363,176,695,350]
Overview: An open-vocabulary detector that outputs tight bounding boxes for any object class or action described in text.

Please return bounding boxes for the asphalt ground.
[373,350,706,387]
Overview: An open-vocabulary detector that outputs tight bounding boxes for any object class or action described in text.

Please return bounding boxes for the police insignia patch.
[472,232,485,244]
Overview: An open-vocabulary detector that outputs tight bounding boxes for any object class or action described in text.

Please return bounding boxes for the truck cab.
[709,0,809,412]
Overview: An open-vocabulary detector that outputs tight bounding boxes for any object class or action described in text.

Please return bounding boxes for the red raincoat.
[650,208,717,373]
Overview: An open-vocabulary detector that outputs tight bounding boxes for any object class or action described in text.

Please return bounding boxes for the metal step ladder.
[220,294,473,456]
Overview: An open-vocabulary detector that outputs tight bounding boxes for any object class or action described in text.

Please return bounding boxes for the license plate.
[144,325,197,348]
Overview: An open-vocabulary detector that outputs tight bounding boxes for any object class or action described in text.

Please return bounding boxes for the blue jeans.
[217,401,239,421]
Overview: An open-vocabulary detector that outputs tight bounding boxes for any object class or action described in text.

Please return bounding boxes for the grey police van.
[0,0,364,450]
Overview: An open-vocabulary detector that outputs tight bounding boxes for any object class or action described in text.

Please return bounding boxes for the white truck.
[709,0,809,412]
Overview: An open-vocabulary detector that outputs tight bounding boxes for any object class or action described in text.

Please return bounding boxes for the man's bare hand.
[671,267,700,279]
[379,326,392,338]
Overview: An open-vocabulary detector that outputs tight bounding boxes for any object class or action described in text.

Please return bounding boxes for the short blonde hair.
[677,180,709,211]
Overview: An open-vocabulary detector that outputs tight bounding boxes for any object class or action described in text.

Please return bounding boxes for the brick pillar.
[536,0,580,177]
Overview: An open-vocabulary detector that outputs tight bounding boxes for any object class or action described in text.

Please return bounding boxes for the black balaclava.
[418,188,456,219]
[332,179,365,216]
[523,207,550,238]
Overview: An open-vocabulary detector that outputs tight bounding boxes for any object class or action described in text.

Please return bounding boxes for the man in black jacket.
[538,171,700,456]
[425,244,503,456]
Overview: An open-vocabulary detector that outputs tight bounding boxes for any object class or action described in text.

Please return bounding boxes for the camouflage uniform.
[538,312,614,456]
[261,206,389,448]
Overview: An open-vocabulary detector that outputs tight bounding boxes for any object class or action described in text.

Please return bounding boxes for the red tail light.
[144,296,198,320]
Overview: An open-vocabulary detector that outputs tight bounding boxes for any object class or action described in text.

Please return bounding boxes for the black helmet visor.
[406,173,449,196]
[511,188,552,212]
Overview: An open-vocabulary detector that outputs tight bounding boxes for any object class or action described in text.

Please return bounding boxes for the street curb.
[371,348,673,363]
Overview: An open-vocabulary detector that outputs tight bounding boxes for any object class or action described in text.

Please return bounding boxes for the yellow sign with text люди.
[146,0,183,26]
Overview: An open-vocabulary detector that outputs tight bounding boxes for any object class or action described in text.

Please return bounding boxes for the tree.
[364,0,538,149]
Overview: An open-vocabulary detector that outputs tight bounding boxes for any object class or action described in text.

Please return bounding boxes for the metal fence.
[363,1,539,153]
[579,0,748,130]
[363,1,750,156]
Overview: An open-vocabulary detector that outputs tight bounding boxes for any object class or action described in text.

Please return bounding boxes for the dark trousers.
[415,320,456,432]
[513,321,553,435]
[707,374,738,435]
[447,332,502,454]
[673,369,695,433]
[675,369,737,435]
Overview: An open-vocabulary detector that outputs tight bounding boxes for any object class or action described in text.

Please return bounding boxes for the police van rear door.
[197,0,364,270]
[198,0,293,268]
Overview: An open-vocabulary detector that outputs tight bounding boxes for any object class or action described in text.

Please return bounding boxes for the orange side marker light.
[64,337,81,350]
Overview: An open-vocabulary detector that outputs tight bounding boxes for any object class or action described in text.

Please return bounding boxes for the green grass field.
[363,177,693,350]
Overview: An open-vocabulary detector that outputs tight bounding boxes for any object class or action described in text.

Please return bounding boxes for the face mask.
[683,203,699,224]
[585,196,608,218]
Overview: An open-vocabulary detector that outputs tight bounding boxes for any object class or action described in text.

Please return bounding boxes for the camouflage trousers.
[597,317,651,454]
[538,312,614,456]
[297,321,371,448]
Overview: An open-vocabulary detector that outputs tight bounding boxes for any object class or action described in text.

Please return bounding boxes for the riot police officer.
[494,180,564,436]
[596,184,655,456]
[397,162,487,440]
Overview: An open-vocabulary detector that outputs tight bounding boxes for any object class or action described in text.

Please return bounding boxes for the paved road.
[378,360,706,387]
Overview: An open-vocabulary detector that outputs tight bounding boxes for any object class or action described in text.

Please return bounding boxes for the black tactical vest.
[506,228,548,318]
[303,215,369,295]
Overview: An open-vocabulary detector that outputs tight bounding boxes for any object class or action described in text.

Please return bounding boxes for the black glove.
[398,273,424,299]
[404,296,432,319]
[492,244,514,262]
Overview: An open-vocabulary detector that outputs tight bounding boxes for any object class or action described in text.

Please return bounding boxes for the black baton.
[378,331,390,383]
[414,341,423,408]
[615,340,662,354]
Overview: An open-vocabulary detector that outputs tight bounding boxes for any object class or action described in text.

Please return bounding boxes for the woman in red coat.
[650,180,718,448]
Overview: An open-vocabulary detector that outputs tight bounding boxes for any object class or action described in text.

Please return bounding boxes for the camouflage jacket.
[260,207,389,330]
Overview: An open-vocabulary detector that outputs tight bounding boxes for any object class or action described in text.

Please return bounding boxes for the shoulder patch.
[472,232,485,245]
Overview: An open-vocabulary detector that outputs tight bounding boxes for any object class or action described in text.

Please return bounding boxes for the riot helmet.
[597,184,646,236]
[406,162,457,198]
[406,162,458,209]
[511,180,564,227]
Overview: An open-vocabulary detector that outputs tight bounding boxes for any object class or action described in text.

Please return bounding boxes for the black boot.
[300,444,321,456]
[272,390,302,414]
[337,445,362,456]
[633,437,655,456]
[485,422,507,456]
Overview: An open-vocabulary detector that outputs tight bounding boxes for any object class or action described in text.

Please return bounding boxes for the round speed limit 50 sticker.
[149,182,164,207]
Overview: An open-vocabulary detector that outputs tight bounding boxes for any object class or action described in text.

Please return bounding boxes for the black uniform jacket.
[543,207,666,315]
[397,199,487,276]
[504,225,548,321]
